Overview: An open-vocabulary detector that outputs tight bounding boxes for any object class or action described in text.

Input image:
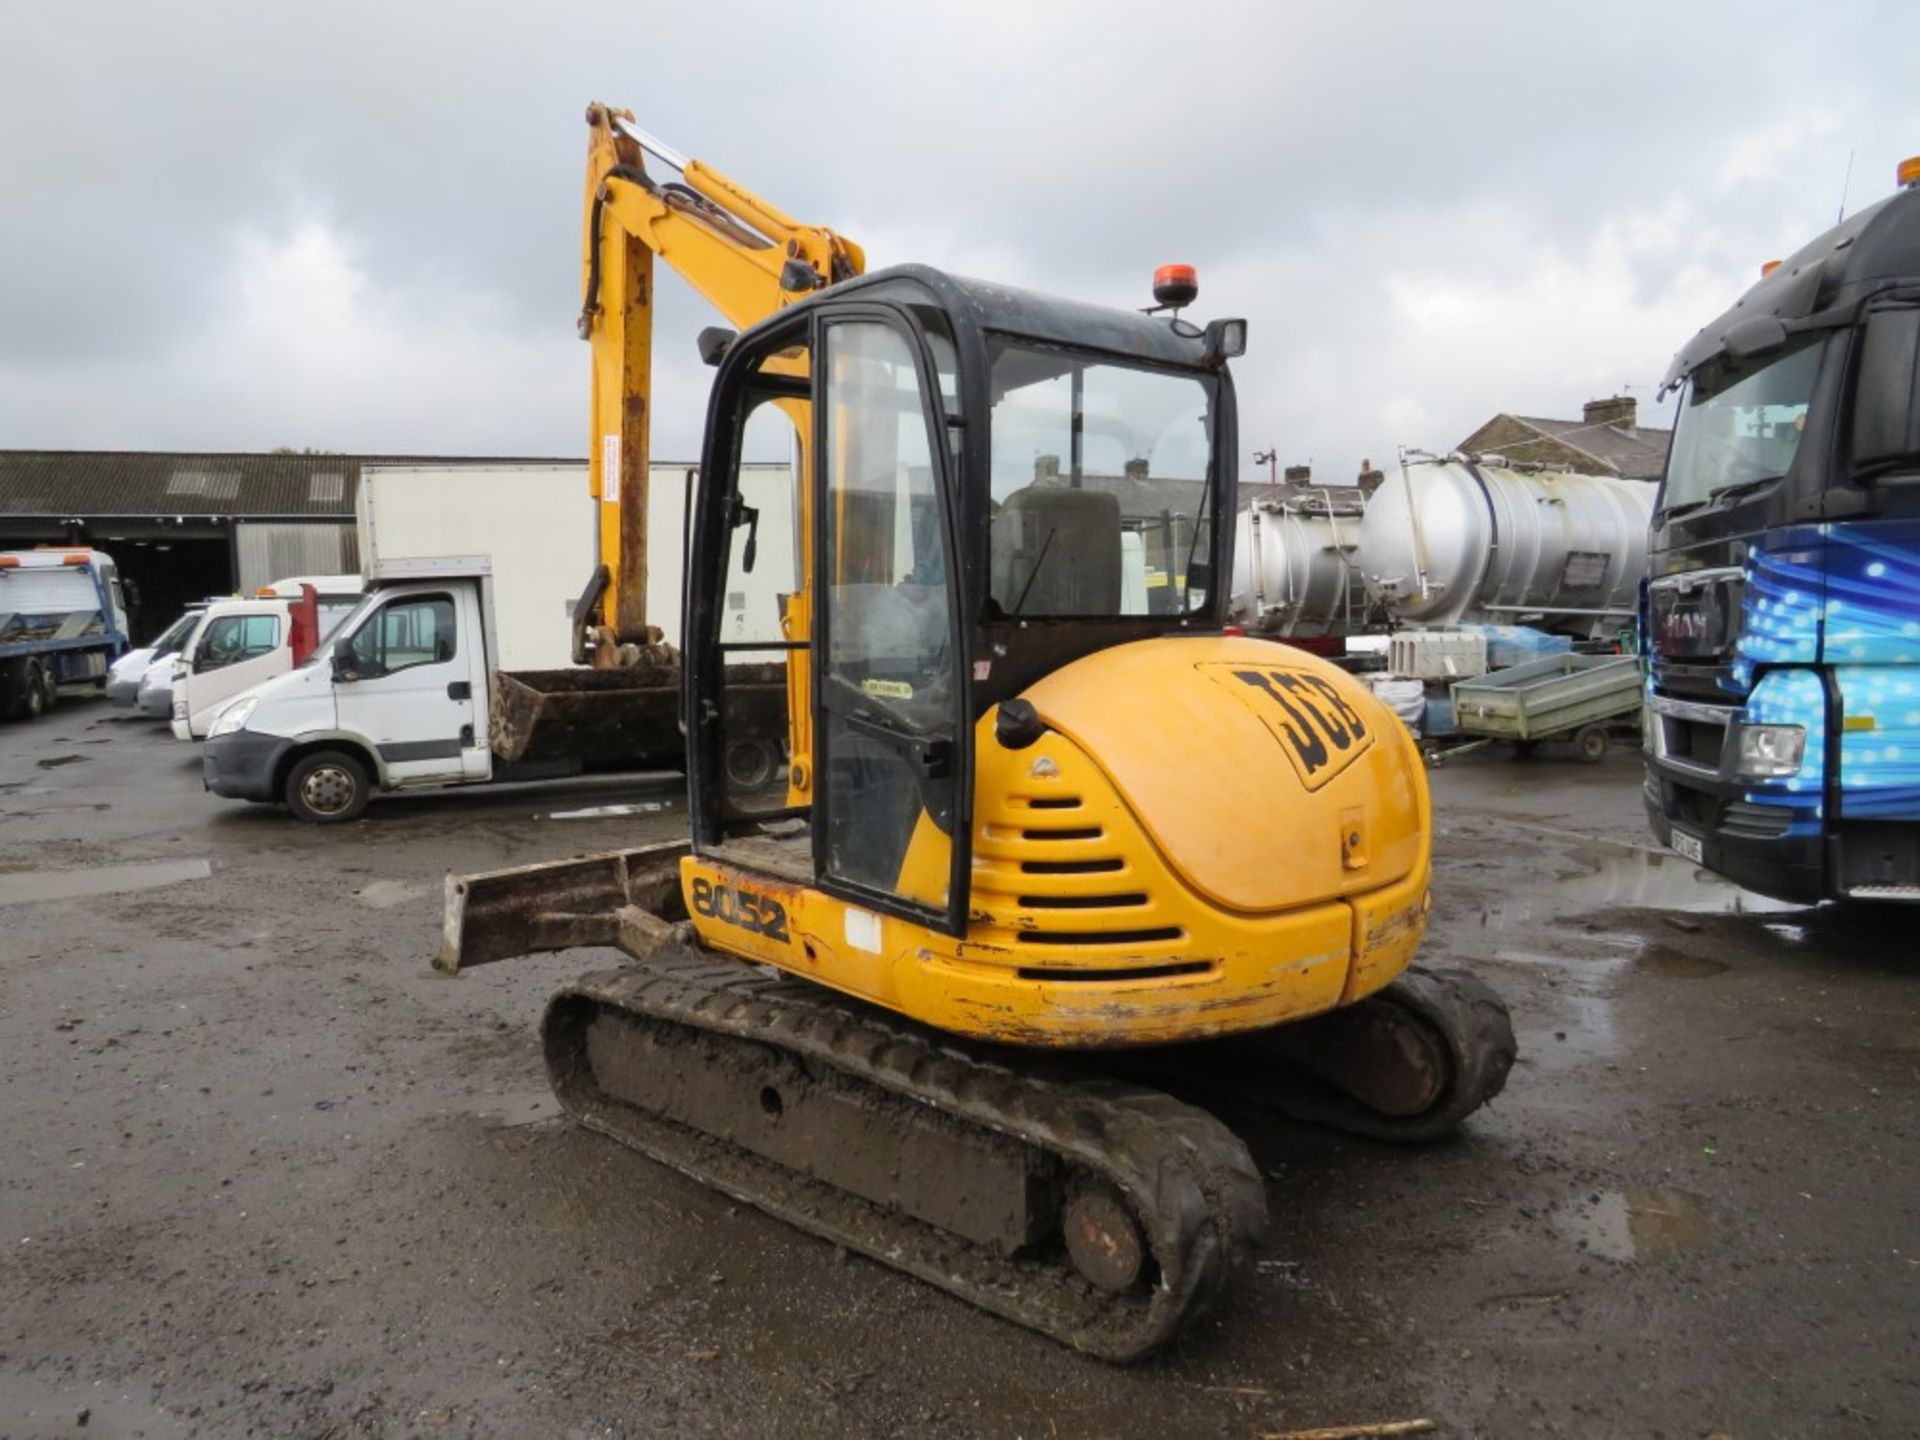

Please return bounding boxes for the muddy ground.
[0,696,1914,1439]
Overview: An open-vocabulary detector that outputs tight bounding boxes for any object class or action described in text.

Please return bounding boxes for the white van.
[170,577,361,739]
[107,605,206,706]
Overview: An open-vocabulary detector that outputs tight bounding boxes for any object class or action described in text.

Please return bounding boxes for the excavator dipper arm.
[575,104,861,661]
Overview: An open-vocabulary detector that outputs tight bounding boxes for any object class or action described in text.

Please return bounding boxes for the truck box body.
[356,462,796,659]
[358,465,592,670]
[354,462,791,772]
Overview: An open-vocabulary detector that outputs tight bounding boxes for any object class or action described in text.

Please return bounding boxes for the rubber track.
[1189,966,1518,1143]
[542,952,1268,1362]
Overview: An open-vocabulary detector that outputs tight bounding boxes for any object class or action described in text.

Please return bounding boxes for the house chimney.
[1034,454,1062,483]
[1282,463,1312,484]
[1123,457,1150,480]
[1583,395,1637,430]
[1357,458,1385,494]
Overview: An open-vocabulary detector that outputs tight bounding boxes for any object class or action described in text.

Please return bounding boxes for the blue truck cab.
[0,547,131,721]
[1645,157,1920,903]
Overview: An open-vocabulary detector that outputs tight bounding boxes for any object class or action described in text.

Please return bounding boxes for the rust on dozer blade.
[436,841,691,974]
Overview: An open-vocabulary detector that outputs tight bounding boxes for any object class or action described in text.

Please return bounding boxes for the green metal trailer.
[1446,653,1644,762]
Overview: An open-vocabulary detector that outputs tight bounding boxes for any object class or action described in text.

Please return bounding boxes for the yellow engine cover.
[1023,636,1424,912]
[682,636,1431,1049]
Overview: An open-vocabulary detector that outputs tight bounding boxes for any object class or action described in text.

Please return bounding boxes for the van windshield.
[149,611,201,654]
[301,591,379,666]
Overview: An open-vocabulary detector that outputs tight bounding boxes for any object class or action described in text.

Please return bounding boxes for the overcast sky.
[3,1,1917,478]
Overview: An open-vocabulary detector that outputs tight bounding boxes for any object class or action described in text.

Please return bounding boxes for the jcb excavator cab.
[687,264,1244,939]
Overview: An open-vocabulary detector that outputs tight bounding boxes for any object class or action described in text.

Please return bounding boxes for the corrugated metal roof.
[0,450,582,519]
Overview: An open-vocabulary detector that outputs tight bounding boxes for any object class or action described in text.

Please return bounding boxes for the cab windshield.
[986,340,1216,617]
[149,611,201,654]
[1662,337,1825,516]
[301,590,379,667]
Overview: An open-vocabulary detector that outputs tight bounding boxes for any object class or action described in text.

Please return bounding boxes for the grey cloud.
[2,0,1917,468]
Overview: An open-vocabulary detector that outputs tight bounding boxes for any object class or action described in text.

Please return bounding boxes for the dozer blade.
[436,841,691,973]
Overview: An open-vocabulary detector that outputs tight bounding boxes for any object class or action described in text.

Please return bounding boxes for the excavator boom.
[575,104,862,660]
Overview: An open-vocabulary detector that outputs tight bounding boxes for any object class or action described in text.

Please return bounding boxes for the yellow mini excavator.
[438,104,1516,1361]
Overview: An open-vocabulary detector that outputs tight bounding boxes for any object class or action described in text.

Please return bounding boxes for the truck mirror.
[330,641,358,683]
[1851,304,1920,470]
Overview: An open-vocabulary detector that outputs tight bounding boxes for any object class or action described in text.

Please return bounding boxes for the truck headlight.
[210,697,257,738]
[1734,723,1806,778]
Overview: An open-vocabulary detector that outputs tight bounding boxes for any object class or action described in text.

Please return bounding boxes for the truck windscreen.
[1661,337,1825,517]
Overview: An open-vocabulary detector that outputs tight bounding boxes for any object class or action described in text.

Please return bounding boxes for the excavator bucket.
[436,841,690,973]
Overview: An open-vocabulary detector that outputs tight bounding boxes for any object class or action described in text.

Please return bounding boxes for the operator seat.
[992,485,1124,614]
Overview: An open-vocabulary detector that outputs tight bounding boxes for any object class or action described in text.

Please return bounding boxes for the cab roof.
[780,263,1221,371]
[1663,185,1920,390]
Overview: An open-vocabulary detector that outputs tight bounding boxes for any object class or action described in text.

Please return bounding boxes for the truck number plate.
[1669,828,1704,864]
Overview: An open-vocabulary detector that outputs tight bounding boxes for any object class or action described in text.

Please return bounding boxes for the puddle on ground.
[1495,948,1623,1063]
[545,801,670,821]
[354,879,429,909]
[1554,1187,1710,1262]
[1636,944,1730,978]
[35,754,88,769]
[0,857,212,906]
[9,802,112,817]
[1477,829,1802,930]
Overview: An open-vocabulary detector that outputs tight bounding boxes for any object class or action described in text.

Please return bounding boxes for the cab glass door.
[816,317,964,926]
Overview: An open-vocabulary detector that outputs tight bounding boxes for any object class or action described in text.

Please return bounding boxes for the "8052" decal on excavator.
[690,876,792,942]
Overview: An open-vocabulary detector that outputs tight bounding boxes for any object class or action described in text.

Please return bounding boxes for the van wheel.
[21,663,46,720]
[285,750,371,823]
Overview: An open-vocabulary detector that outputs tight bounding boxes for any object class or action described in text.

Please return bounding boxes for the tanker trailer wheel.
[285,750,371,824]
[1573,724,1609,763]
[724,739,780,792]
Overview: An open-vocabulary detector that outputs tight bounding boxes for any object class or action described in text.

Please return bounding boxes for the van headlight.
[1734,723,1806,778]
[210,697,257,738]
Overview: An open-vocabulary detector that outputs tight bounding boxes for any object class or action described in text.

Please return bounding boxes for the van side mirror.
[1852,304,1920,470]
[330,640,358,683]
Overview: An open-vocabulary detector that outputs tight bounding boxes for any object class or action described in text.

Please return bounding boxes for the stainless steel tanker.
[1229,486,1368,637]
[1357,458,1654,639]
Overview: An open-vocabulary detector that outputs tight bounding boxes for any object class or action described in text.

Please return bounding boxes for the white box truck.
[201,462,789,821]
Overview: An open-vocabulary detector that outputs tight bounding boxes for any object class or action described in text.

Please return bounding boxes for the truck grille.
[1680,720,1726,770]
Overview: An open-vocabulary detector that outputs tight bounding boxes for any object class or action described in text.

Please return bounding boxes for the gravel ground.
[1,695,1915,1438]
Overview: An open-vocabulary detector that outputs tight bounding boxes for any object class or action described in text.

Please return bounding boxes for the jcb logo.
[690,876,792,943]
[1202,663,1374,790]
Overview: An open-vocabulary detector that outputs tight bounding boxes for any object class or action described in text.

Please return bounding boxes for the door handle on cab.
[448,681,472,701]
